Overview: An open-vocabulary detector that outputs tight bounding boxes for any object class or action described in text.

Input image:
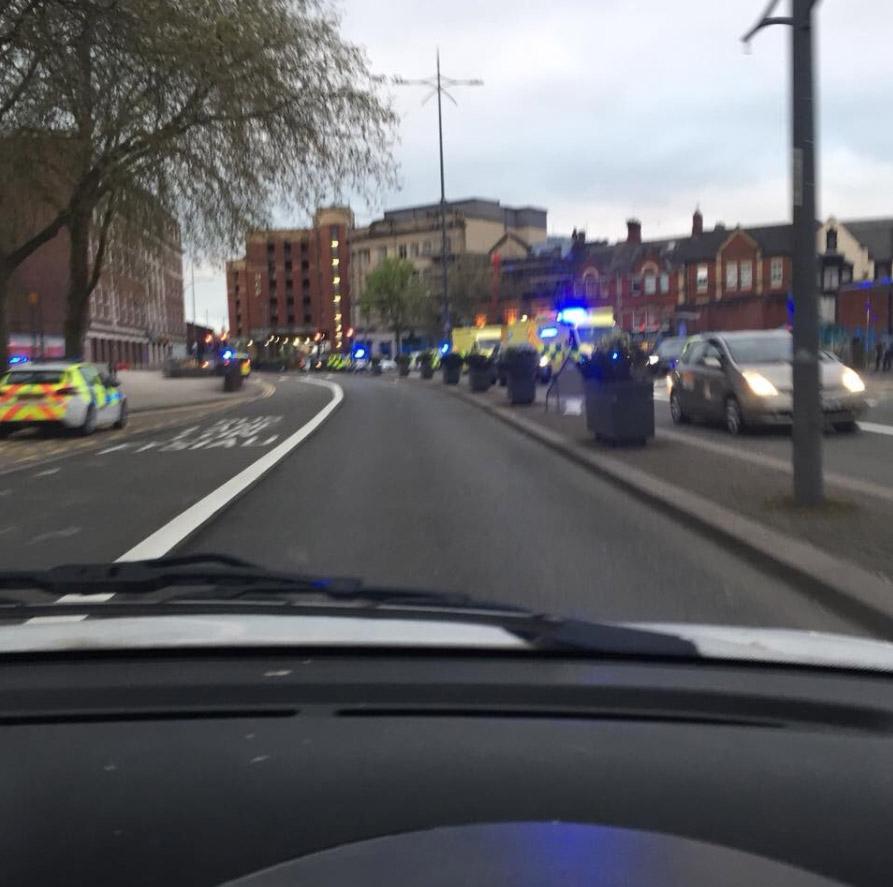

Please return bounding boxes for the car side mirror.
[703,355,722,370]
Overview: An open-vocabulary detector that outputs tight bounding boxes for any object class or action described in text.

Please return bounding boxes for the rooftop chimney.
[626,218,642,244]
[692,208,703,236]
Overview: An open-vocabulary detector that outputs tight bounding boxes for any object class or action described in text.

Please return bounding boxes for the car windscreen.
[2,370,65,385]
[725,337,792,364]
[657,338,685,358]
[576,326,615,345]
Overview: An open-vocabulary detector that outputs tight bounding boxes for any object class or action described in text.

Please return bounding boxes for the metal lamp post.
[743,0,823,505]
[389,52,483,343]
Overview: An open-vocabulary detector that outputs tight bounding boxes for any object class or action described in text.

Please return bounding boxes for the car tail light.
[55,387,78,397]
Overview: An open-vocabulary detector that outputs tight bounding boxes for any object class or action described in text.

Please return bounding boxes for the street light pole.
[743,0,823,505]
[390,54,483,344]
[435,51,450,340]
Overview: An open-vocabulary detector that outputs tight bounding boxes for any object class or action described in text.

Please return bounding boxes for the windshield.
[0,0,889,670]
[656,338,685,358]
[3,370,65,385]
[726,336,792,364]
[576,326,616,346]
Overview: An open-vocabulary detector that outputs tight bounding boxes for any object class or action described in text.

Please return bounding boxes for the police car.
[0,361,127,437]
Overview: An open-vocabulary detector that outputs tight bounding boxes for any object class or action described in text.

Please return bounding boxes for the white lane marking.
[34,467,60,477]
[26,615,89,625]
[117,379,343,562]
[98,444,130,455]
[859,421,893,437]
[29,526,81,544]
[658,426,893,504]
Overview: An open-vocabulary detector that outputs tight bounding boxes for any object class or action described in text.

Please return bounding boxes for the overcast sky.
[192,0,893,329]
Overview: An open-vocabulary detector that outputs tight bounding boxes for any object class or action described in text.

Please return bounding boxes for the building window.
[644,273,657,296]
[286,296,294,306]
[330,225,340,239]
[630,275,642,297]
[302,278,310,290]
[398,244,408,259]
[284,241,292,255]
[740,261,753,290]
[422,241,432,256]
[287,314,295,325]
[659,273,669,294]
[331,257,339,268]
[267,241,275,254]
[696,264,709,293]
[303,297,311,306]
[823,267,840,291]
[826,228,838,253]
[725,261,738,292]
[770,257,784,288]
[410,243,420,258]
[376,247,388,261]
[842,267,852,284]
[583,273,599,299]
[285,260,292,272]
[304,313,312,324]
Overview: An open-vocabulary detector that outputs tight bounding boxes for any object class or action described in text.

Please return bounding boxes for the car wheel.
[833,419,859,433]
[80,404,97,436]
[0,425,10,439]
[113,400,128,430]
[724,397,744,435]
[670,389,687,424]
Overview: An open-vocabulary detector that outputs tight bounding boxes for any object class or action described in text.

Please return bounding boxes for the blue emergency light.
[354,347,367,359]
[8,355,28,365]
[539,326,559,340]
[556,308,588,325]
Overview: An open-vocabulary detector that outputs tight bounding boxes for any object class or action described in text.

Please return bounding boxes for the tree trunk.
[64,205,92,359]
[0,266,10,369]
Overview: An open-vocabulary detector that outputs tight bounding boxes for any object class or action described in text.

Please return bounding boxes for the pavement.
[0,371,872,637]
[117,369,262,413]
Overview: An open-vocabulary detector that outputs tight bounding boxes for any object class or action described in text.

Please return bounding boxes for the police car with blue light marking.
[0,361,127,437]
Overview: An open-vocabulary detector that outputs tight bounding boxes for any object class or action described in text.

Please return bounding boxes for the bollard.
[223,362,243,392]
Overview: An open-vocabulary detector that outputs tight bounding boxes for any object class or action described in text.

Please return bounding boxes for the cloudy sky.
[193,0,893,329]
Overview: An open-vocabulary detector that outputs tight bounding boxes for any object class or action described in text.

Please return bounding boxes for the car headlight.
[842,368,866,393]
[539,355,549,368]
[743,371,779,397]
[648,354,659,366]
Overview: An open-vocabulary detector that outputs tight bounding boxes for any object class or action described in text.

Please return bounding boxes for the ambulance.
[451,325,503,358]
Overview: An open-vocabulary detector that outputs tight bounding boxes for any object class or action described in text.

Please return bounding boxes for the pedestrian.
[876,340,884,372]
[852,334,864,370]
[885,342,893,372]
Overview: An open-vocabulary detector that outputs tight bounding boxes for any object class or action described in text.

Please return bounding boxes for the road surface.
[0,372,862,634]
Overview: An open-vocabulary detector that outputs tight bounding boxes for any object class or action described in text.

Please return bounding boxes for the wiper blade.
[0,554,351,596]
[0,555,491,611]
[0,556,702,657]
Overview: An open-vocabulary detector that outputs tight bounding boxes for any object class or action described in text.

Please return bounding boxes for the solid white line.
[859,421,893,437]
[98,444,130,455]
[34,467,60,477]
[116,379,344,562]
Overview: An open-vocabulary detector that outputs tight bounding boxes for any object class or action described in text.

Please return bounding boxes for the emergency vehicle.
[0,361,127,436]
[499,308,616,383]
[451,325,503,357]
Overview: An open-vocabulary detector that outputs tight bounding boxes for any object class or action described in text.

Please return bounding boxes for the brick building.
[226,207,352,351]
[7,212,185,365]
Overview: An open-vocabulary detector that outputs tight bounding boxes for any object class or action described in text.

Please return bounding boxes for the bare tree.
[0,0,396,360]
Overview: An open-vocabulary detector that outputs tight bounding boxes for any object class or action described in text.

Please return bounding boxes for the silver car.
[668,330,868,434]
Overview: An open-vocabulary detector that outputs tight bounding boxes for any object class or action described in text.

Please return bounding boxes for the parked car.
[647,336,686,377]
[0,361,127,436]
[668,330,867,435]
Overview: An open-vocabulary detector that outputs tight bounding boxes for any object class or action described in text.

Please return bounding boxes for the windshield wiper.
[0,555,701,657]
[0,555,496,610]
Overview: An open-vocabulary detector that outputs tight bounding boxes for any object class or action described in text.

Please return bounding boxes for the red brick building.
[226,207,353,351]
[572,211,795,335]
[8,213,185,365]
